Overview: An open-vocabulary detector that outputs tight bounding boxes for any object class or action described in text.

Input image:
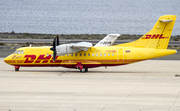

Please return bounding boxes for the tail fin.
[116,15,177,49]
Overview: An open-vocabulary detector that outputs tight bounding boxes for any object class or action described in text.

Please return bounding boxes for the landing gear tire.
[15,66,20,71]
[85,67,88,72]
[15,68,19,71]
[80,67,88,73]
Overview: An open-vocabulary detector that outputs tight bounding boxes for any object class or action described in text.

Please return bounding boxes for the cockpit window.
[17,50,20,54]
[14,50,24,54]
[21,50,24,54]
[13,50,18,54]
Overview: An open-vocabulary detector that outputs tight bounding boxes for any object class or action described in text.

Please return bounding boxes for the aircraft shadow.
[16,70,147,74]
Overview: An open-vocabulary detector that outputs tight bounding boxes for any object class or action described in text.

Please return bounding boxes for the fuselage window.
[47,53,49,56]
[17,50,20,54]
[51,54,53,57]
[100,53,102,56]
[92,53,94,56]
[84,53,86,56]
[67,54,69,56]
[108,53,110,56]
[71,54,73,56]
[88,53,90,56]
[104,53,106,56]
[112,53,114,56]
[96,53,98,56]
[80,53,82,56]
[76,54,78,56]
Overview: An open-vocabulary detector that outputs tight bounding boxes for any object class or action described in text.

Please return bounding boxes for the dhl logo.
[141,34,169,39]
[24,55,62,63]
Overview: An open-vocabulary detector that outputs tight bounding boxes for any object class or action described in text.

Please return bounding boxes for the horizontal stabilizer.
[159,19,173,23]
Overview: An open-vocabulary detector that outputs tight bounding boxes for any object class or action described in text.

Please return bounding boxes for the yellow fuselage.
[4,46,176,69]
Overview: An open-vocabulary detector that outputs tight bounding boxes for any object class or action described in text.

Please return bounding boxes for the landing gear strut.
[15,66,20,71]
[75,62,88,73]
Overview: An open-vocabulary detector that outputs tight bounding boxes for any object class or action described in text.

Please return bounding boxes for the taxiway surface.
[0,58,180,111]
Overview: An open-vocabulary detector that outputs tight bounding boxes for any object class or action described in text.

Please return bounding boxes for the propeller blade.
[57,35,59,46]
[53,51,56,62]
[53,36,56,61]
[53,36,56,51]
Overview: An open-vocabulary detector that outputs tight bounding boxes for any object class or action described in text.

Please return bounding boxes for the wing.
[94,34,121,47]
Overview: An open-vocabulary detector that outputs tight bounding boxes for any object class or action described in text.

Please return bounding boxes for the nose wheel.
[15,66,20,71]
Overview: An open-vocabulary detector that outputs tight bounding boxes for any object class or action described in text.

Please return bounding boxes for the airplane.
[4,15,177,72]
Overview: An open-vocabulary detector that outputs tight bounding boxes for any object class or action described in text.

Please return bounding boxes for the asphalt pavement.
[0,58,180,111]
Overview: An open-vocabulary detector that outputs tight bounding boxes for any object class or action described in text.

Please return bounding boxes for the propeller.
[57,35,59,45]
[50,35,59,61]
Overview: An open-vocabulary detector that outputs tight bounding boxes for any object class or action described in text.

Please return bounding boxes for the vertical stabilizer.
[116,15,177,49]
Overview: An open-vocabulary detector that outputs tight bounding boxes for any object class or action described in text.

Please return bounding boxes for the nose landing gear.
[15,66,20,71]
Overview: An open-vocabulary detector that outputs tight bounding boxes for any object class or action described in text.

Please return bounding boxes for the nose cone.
[4,57,9,64]
[4,54,13,64]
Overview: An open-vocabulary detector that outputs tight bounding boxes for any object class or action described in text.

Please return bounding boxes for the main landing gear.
[76,62,88,73]
[15,66,20,71]
[79,67,88,73]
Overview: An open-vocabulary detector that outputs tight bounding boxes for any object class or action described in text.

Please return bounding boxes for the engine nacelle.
[55,42,92,56]
[56,44,82,56]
